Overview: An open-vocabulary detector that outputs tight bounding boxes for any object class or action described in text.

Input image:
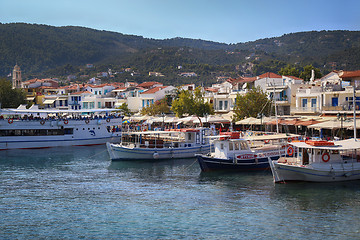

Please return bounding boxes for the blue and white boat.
[106,128,211,161]
[0,108,122,150]
[196,133,296,172]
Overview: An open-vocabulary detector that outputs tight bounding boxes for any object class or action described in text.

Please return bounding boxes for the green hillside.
[0,23,359,85]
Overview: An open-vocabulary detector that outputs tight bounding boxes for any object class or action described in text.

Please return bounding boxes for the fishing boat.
[0,108,122,150]
[196,132,298,172]
[106,128,211,161]
[268,139,360,183]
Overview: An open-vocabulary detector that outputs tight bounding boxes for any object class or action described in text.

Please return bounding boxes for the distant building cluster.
[9,64,360,117]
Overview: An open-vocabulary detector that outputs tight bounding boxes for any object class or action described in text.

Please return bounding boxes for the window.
[311,98,316,108]
[224,101,228,110]
[229,143,233,151]
[98,102,101,108]
[302,99,308,108]
[219,101,223,110]
[332,97,338,107]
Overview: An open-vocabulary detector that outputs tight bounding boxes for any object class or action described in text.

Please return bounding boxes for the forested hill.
[0,23,359,79]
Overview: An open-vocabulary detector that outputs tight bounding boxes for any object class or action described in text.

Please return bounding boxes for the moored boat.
[106,128,211,161]
[196,132,298,172]
[0,108,122,150]
[269,139,360,183]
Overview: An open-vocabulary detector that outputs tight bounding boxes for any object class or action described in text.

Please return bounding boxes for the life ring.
[8,118,13,124]
[322,152,330,162]
[264,139,270,144]
[40,120,45,125]
[64,119,69,125]
[106,118,110,123]
[287,146,294,156]
[288,137,292,142]
[85,119,90,124]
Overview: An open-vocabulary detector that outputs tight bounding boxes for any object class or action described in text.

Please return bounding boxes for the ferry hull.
[270,161,360,183]
[106,142,211,161]
[0,118,122,150]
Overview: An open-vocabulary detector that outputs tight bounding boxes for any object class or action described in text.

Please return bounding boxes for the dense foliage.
[0,78,26,108]
[1,23,359,86]
[171,87,214,123]
[141,98,171,116]
[233,87,272,121]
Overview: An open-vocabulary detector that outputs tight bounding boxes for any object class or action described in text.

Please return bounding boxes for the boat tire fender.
[153,152,159,159]
[8,118,13,124]
[322,152,330,162]
[85,119,90,124]
[287,146,294,156]
[64,119,69,125]
[40,120,45,125]
[106,118,110,123]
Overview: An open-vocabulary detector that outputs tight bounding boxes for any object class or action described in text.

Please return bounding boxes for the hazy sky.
[1,0,359,44]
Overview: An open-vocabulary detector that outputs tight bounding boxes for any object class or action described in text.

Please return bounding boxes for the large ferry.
[0,108,122,150]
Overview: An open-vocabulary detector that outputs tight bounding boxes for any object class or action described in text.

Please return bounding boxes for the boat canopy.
[290,139,360,150]
[0,108,121,114]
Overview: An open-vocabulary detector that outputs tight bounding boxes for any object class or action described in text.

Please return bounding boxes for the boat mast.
[354,86,357,140]
[273,83,279,134]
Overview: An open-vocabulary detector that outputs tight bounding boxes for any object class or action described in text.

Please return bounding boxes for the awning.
[26,96,35,101]
[56,97,68,100]
[43,99,56,104]
[267,89,285,93]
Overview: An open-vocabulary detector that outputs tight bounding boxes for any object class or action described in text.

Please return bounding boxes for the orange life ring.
[40,120,45,125]
[8,118,13,124]
[322,152,330,162]
[287,146,294,156]
[64,119,69,125]
[85,119,90,124]
[106,118,110,123]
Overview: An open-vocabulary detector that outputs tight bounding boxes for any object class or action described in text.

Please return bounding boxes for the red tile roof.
[140,86,167,94]
[258,72,282,79]
[137,81,162,88]
[340,70,360,78]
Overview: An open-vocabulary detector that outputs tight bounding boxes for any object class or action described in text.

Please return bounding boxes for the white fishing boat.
[106,128,211,161]
[269,139,360,182]
[196,132,297,172]
[0,108,122,150]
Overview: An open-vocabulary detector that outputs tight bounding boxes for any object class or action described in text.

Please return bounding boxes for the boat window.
[220,143,224,150]
[234,142,240,150]
[229,143,233,151]
[188,133,192,140]
[240,142,248,150]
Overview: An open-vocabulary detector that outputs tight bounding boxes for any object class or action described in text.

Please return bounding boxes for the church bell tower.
[12,64,22,88]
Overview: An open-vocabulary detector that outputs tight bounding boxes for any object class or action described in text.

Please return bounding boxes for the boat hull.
[106,142,211,161]
[0,118,122,150]
[270,161,360,182]
[196,154,281,172]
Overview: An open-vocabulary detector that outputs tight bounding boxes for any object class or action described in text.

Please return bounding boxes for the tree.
[141,98,171,116]
[171,87,214,124]
[278,64,300,77]
[233,87,271,121]
[299,65,322,81]
[0,78,26,108]
[116,103,131,116]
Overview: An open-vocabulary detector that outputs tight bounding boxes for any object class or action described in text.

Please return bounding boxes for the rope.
[184,158,198,171]
[87,149,107,159]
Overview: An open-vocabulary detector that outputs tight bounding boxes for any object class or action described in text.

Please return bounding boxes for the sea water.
[1,145,360,239]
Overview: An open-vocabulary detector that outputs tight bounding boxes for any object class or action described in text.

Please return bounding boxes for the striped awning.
[43,99,56,104]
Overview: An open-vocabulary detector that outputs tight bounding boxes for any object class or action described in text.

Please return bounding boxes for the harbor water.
[1,145,360,239]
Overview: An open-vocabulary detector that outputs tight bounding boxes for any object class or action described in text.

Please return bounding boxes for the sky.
[1,0,359,44]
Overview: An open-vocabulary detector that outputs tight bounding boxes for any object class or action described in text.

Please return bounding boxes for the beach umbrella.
[122,120,131,124]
